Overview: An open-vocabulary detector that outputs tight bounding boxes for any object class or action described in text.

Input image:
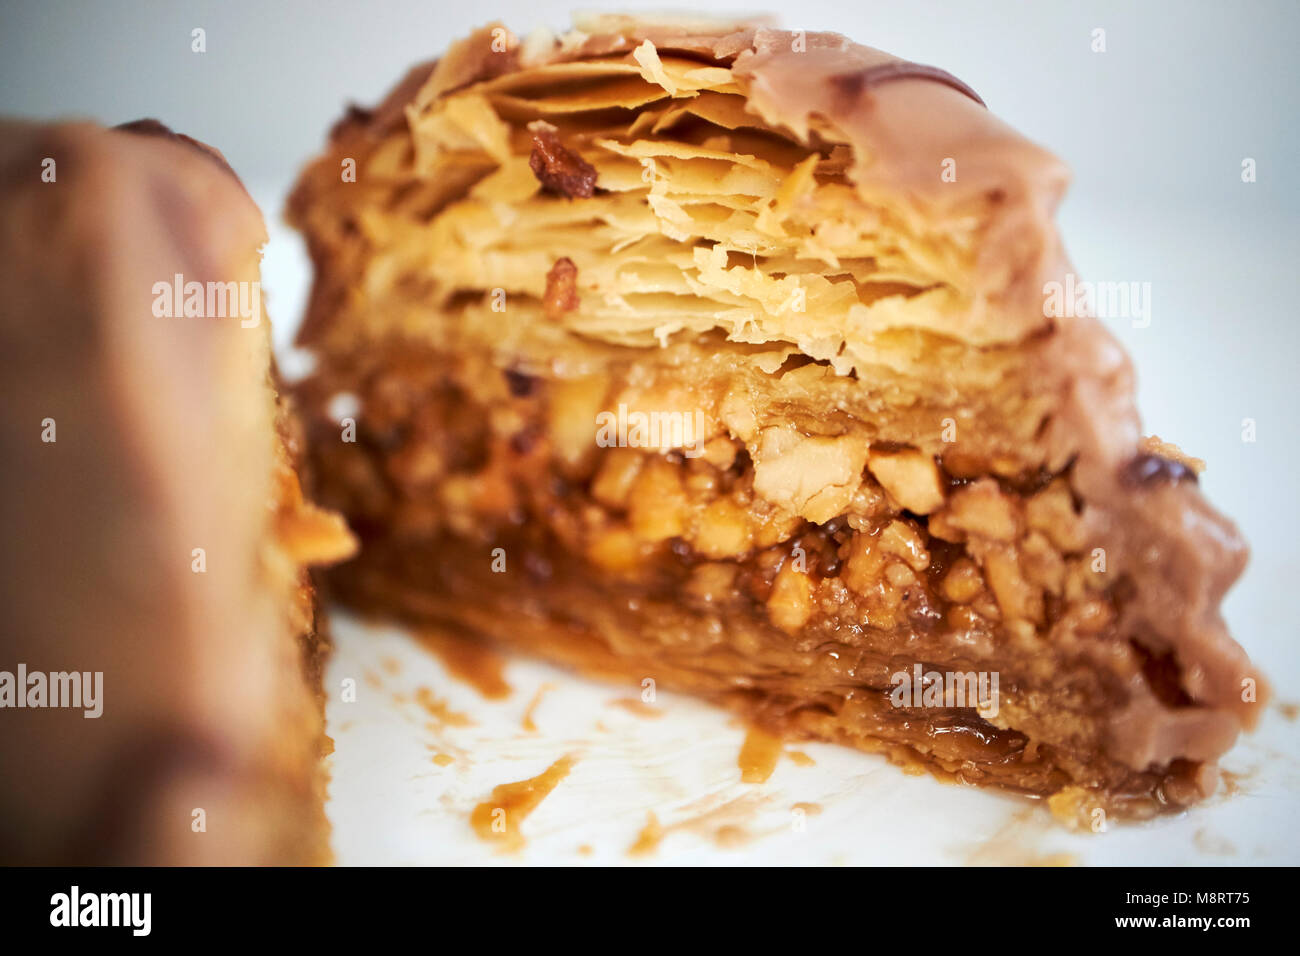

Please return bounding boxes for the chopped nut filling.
[292,340,1213,818]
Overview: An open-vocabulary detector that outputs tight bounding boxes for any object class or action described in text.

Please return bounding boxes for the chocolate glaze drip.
[831,61,986,108]
[1120,452,1199,488]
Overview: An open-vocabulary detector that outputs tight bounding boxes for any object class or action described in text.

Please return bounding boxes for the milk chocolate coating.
[831,61,986,107]
[0,121,329,863]
[114,117,243,182]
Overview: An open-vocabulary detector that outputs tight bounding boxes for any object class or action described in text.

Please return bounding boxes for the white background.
[3,1,1296,864]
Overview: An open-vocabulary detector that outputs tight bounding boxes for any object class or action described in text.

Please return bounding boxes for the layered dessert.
[0,120,355,863]
[288,15,1264,820]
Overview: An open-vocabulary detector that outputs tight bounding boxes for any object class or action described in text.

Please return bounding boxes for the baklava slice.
[0,120,355,863]
[289,16,1264,819]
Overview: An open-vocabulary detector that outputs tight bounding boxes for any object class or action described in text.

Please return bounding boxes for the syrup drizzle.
[470,755,577,852]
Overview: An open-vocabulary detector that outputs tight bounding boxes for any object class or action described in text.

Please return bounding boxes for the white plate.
[322,612,1299,866]
[252,186,1300,866]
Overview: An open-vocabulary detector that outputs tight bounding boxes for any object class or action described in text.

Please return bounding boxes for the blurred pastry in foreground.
[288,15,1264,821]
[0,119,355,863]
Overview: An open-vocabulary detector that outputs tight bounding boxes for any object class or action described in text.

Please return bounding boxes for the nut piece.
[543,256,580,321]
[587,526,648,574]
[767,560,813,634]
[752,424,869,524]
[943,479,1018,541]
[693,497,753,559]
[686,562,737,605]
[528,122,598,198]
[978,542,1043,624]
[546,374,608,468]
[941,558,984,604]
[1025,478,1085,552]
[1019,530,1066,596]
[867,447,945,514]
[590,447,644,509]
[628,456,689,542]
[878,519,930,572]
[750,501,803,549]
